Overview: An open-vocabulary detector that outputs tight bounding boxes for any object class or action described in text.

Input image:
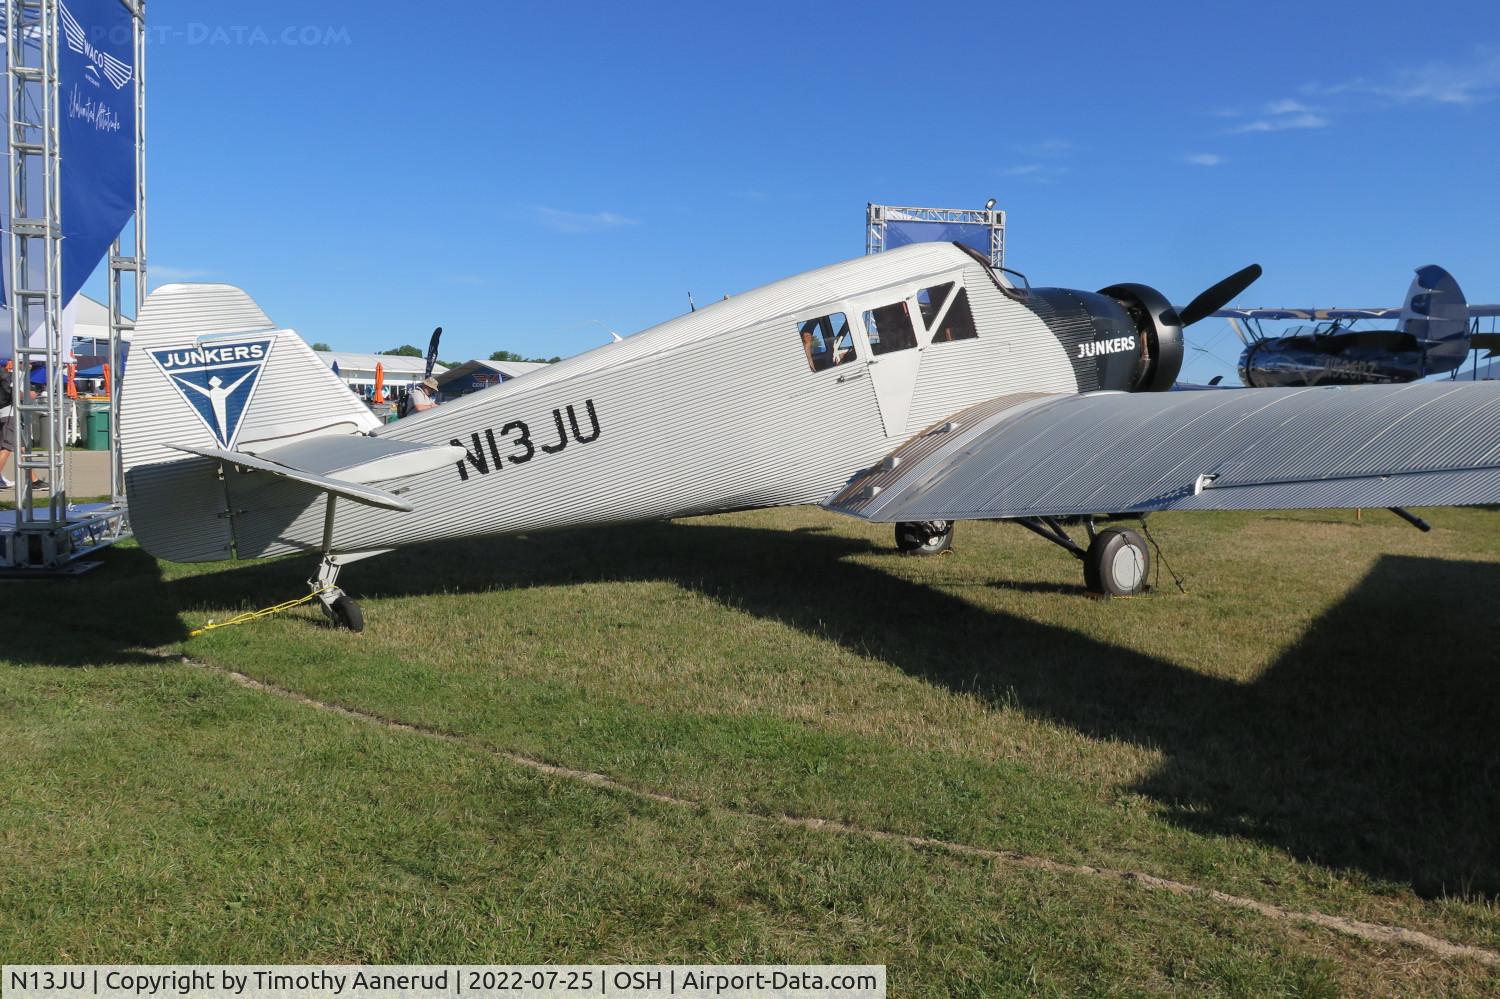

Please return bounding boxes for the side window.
[863,301,917,356]
[917,283,952,328]
[921,283,978,344]
[798,312,854,372]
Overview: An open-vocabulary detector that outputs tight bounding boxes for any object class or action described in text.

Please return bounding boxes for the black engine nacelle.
[1095,282,1184,392]
[1023,282,1185,393]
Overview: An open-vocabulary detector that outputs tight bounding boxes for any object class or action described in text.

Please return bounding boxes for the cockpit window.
[920,283,978,344]
[799,312,854,372]
[863,301,917,355]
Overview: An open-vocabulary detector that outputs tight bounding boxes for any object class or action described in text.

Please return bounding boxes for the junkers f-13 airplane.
[1222,264,1500,387]
[121,242,1500,630]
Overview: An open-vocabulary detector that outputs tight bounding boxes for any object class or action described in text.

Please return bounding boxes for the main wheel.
[895,520,954,556]
[1084,527,1150,596]
[327,593,365,632]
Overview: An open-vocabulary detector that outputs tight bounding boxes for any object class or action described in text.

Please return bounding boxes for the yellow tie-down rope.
[189,586,335,637]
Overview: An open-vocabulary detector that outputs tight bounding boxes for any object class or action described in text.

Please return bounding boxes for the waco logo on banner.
[148,339,276,448]
[58,0,137,305]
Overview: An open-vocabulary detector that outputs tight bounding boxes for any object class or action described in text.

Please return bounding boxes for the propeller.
[1178,263,1263,327]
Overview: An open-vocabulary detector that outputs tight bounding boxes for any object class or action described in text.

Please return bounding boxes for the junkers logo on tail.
[147,339,275,448]
[1077,335,1136,359]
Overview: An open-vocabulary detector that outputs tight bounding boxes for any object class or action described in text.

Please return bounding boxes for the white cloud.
[1227,112,1329,134]
[1184,153,1227,166]
[1017,138,1074,158]
[1306,49,1500,107]
[997,163,1071,183]
[532,206,639,234]
[149,264,213,281]
[1264,98,1318,115]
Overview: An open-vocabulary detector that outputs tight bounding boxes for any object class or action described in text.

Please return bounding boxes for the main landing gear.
[895,520,955,556]
[309,495,371,632]
[1015,517,1153,597]
[311,553,365,632]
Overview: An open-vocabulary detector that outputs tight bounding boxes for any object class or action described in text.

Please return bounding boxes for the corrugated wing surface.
[827,381,1500,522]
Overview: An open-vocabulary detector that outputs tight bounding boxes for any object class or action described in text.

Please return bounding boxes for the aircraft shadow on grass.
[14,521,1499,898]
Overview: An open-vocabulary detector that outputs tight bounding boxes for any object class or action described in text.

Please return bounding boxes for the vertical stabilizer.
[1400,265,1470,374]
[120,283,380,473]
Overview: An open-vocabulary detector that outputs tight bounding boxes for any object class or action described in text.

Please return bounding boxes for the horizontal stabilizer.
[1473,333,1500,358]
[165,438,466,512]
[248,434,469,484]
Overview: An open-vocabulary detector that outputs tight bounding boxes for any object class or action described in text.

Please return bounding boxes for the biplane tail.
[120,284,461,562]
[1399,264,1471,373]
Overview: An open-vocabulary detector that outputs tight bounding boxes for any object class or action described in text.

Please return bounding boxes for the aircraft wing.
[824,382,1500,523]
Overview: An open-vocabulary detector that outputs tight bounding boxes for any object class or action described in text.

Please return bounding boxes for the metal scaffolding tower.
[107,0,144,503]
[2,0,140,572]
[866,203,1006,269]
[7,0,68,530]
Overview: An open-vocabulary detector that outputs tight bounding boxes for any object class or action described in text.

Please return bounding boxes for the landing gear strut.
[1015,516,1152,597]
[895,520,955,556]
[310,495,366,632]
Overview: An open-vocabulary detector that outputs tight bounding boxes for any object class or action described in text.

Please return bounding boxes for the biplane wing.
[825,381,1500,523]
[1215,305,1500,321]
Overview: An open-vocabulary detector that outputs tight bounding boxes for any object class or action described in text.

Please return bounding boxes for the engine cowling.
[1096,282,1184,392]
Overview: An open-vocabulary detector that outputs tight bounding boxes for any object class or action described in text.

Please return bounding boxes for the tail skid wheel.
[895,520,955,556]
[1084,527,1150,596]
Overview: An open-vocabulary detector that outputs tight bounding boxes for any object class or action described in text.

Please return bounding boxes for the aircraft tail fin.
[1399,265,1471,373]
[119,283,396,563]
[120,283,381,476]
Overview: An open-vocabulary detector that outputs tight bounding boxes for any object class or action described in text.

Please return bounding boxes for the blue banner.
[884,220,992,259]
[59,0,136,304]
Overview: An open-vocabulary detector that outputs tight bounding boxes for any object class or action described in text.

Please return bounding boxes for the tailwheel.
[1083,527,1151,596]
[321,592,365,632]
[895,520,955,556]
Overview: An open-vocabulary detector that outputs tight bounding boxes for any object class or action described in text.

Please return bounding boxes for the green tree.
[382,345,423,357]
[310,342,332,352]
[490,350,559,364]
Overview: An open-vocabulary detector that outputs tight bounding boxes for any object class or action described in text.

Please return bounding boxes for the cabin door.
[857,297,925,437]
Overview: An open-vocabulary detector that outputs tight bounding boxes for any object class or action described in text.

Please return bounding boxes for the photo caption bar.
[3,966,884,999]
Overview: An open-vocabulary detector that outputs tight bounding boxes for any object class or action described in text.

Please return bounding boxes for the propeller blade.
[1179,264,1263,327]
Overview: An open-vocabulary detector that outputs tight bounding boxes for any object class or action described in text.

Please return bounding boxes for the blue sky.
[114,0,1500,382]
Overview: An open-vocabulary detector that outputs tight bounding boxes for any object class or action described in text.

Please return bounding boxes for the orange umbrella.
[373,362,386,404]
[66,363,77,399]
[102,362,112,399]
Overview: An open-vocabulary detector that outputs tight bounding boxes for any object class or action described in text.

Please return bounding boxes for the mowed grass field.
[3,505,1500,996]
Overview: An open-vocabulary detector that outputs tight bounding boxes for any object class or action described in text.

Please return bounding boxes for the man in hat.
[408,375,441,415]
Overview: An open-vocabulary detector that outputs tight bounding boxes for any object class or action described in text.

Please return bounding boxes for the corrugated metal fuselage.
[141,247,1097,562]
[261,253,1081,559]
[127,244,1150,563]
